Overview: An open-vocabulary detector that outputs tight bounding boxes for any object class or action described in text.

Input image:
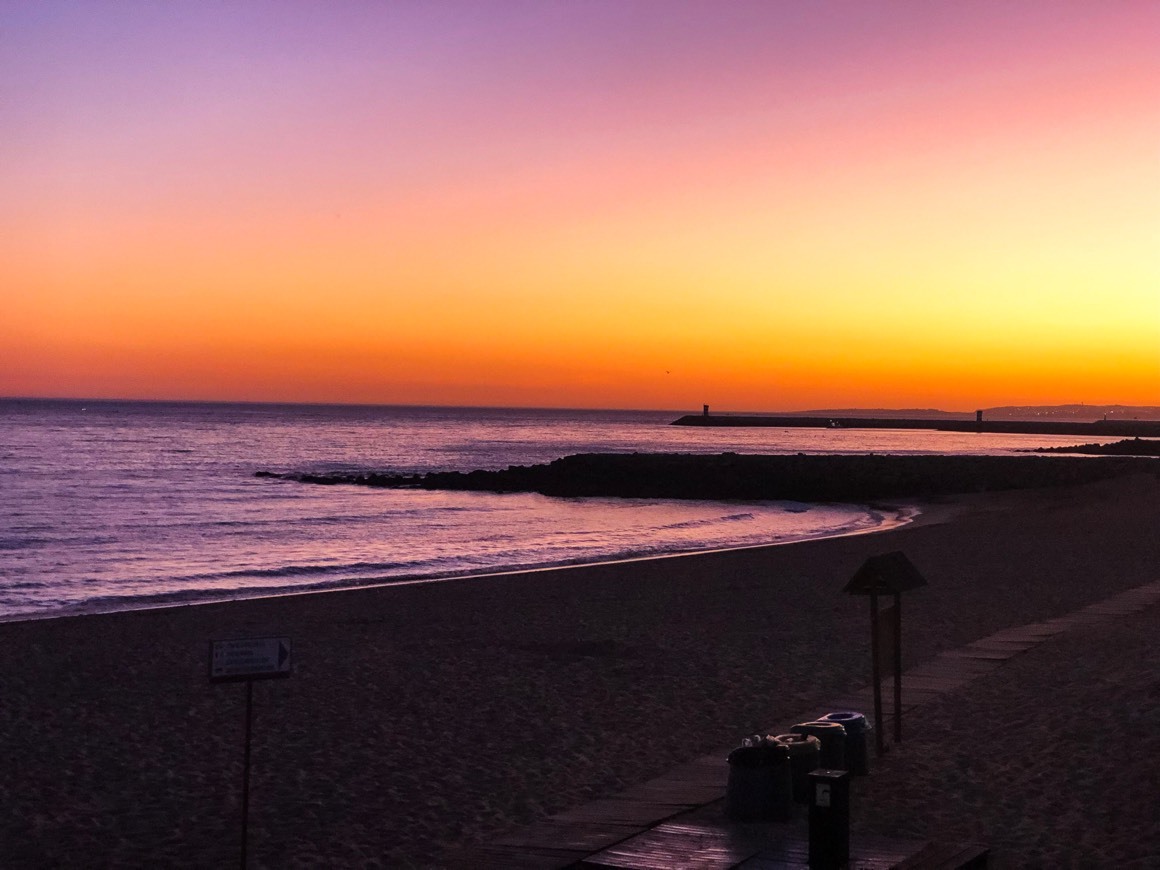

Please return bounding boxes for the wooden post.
[893,592,903,743]
[869,593,886,756]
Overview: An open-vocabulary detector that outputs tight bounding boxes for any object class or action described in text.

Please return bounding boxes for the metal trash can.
[725,740,793,822]
[773,733,821,804]
[790,721,847,771]
[818,711,870,775]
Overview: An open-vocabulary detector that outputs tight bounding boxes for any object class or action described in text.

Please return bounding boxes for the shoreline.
[3,473,1159,865]
[13,450,1154,624]
[1,500,919,626]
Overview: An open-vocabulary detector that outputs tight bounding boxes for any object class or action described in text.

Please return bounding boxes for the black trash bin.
[790,721,847,771]
[725,740,793,821]
[773,733,821,804]
[818,711,869,775]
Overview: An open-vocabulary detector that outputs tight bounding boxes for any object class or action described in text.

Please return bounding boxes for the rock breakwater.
[257,453,1159,502]
[1027,438,1160,456]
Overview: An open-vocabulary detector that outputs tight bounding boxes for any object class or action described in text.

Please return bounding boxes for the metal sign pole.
[208,637,291,870]
[241,678,253,870]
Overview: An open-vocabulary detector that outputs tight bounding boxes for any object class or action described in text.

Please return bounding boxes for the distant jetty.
[671,414,1160,438]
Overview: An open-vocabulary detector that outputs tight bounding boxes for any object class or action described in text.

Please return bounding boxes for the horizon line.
[3,395,1156,417]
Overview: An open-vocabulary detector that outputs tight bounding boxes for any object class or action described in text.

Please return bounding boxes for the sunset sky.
[3,1,1158,411]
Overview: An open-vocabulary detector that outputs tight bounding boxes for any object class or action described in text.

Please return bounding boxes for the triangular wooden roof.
[843,551,927,595]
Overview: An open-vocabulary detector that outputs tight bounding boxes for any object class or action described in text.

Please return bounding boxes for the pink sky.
[3,1,1158,409]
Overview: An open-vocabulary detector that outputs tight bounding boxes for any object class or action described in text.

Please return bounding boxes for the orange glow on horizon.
[3,3,1157,411]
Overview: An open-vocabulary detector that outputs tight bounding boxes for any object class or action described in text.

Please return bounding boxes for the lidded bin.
[725,739,793,821]
[818,711,869,775]
[772,733,821,804]
[790,720,847,771]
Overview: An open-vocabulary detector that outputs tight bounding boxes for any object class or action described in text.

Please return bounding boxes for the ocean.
[0,399,1107,620]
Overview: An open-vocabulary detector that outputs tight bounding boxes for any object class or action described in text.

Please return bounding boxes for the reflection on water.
[0,400,1118,619]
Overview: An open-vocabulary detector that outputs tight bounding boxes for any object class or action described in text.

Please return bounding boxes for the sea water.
[0,399,1107,620]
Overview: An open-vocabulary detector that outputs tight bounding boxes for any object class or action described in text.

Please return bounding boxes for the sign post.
[210,637,292,869]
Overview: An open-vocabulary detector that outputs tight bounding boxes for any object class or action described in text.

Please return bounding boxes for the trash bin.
[818,711,869,775]
[790,721,847,771]
[773,733,821,804]
[725,739,793,822]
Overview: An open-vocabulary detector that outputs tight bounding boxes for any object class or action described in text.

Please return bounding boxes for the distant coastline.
[672,414,1160,438]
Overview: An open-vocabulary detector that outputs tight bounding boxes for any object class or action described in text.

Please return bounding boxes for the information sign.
[209,637,292,682]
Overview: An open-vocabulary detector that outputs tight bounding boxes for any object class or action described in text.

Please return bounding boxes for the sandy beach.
[2,471,1158,867]
[850,592,1160,867]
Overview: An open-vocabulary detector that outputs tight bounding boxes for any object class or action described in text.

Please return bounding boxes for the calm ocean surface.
[0,399,1108,620]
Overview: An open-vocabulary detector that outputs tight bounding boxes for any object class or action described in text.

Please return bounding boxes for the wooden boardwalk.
[450,579,1160,869]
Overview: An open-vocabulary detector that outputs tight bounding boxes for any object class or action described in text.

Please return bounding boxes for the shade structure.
[842,551,927,596]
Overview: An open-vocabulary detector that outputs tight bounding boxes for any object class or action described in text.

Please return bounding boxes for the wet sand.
[1,473,1158,867]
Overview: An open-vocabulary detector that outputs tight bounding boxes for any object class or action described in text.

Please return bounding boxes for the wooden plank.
[983,627,1058,641]
[581,814,942,870]
[1006,627,1064,638]
[580,832,757,869]
[583,817,826,869]
[941,844,990,870]
[964,640,1037,653]
[737,831,929,869]
[641,764,728,788]
[1038,615,1083,626]
[616,782,723,806]
[910,656,993,669]
[664,755,733,776]
[445,843,592,869]
[896,676,979,690]
[941,649,1025,663]
[553,798,683,827]
[936,651,1013,663]
[733,857,804,869]
[894,841,990,869]
[1100,596,1152,608]
[494,820,645,851]
[893,690,966,707]
[736,840,810,865]
[1082,603,1147,615]
[1048,613,1108,624]
[929,653,1001,669]
[967,635,1039,647]
[888,676,972,691]
[903,664,990,680]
